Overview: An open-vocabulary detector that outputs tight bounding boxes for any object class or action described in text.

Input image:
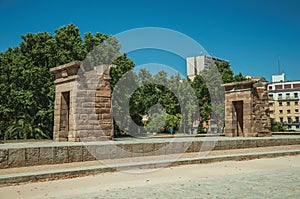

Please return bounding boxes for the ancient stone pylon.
[50,61,114,141]
[224,81,271,137]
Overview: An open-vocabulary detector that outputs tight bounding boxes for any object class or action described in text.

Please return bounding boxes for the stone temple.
[50,61,272,142]
[224,81,271,137]
[50,61,115,141]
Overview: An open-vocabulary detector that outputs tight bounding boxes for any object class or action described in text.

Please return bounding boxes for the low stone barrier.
[1,136,300,169]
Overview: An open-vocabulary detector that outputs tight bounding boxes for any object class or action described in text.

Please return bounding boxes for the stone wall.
[252,82,271,135]
[1,137,300,168]
[224,81,271,137]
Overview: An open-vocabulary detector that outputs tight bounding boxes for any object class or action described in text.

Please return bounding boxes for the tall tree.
[191,61,246,133]
[0,24,131,140]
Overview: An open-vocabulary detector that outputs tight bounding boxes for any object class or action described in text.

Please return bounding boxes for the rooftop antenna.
[277,55,281,74]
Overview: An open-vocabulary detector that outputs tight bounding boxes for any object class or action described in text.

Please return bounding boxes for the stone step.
[0,149,299,186]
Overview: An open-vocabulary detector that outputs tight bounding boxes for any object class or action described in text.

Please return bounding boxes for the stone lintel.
[223,80,256,92]
[225,88,252,94]
[50,61,81,84]
[53,75,78,85]
[50,61,81,74]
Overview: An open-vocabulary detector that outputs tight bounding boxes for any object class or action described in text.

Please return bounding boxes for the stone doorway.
[59,91,70,133]
[233,101,243,136]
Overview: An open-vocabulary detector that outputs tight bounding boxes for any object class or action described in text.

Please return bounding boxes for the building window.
[279,117,284,123]
[288,117,292,124]
[268,94,273,99]
[287,101,290,106]
[279,102,283,106]
[275,85,283,90]
[269,102,274,106]
[270,110,275,114]
[295,109,299,114]
[295,117,299,123]
[295,93,299,98]
[286,93,290,99]
[279,110,283,114]
[287,110,291,114]
[295,101,299,106]
[268,86,272,90]
[296,125,300,129]
[293,84,300,88]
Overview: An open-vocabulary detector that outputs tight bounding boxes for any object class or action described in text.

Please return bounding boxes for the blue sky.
[1,0,299,81]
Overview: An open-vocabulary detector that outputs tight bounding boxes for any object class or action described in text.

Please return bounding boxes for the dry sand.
[0,155,299,199]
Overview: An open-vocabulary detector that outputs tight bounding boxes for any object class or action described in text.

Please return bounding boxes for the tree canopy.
[0,24,133,140]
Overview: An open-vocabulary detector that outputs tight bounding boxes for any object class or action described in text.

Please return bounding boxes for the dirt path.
[0,155,299,198]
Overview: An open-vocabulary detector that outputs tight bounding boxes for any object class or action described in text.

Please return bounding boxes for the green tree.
[0,23,129,140]
[111,53,135,90]
[191,74,211,133]
[165,113,182,132]
[234,72,247,82]
[145,108,167,133]
[54,24,86,64]
[191,61,246,133]
[271,120,286,132]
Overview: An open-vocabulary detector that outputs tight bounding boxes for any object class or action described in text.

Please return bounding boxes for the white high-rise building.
[186,55,228,80]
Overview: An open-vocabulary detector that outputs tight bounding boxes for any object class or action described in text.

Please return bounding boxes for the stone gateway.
[50,61,114,141]
[224,81,271,137]
[51,62,271,141]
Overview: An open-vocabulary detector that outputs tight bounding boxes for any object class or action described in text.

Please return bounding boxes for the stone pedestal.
[50,61,114,142]
[224,81,271,137]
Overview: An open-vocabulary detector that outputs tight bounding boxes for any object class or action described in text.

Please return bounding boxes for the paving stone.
[39,147,54,165]
[8,149,26,167]
[25,148,39,166]
[53,146,69,164]
[132,144,144,157]
[154,143,166,156]
[82,145,96,161]
[143,143,155,155]
[109,145,124,159]
[68,146,83,162]
[0,149,8,168]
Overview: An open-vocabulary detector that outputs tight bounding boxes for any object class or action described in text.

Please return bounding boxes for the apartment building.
[186,55,227,80]
[268,73,300,131]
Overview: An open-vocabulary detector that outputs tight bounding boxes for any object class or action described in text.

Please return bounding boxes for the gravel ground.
[0,155,299,199]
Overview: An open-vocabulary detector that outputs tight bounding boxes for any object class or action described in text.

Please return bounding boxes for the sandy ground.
[0,155,299,199]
